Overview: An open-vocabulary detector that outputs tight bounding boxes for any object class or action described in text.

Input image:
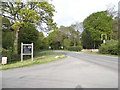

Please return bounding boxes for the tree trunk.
[73,38,76,46]
[13,29,19,55]
[94,42,96,49]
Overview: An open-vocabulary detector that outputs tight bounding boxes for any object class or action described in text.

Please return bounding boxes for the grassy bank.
[0,50,67,70]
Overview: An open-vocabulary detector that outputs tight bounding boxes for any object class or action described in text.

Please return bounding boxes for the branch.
[2,15,13,20]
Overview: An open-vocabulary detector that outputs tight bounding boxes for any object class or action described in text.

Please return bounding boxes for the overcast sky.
[51,0,119,27]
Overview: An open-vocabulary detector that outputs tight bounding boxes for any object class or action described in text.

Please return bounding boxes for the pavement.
[1,51,118,88]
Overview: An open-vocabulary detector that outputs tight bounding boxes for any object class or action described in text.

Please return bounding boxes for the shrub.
[68,46,83,51]
[2,48,20,63]
[99,40,119,55]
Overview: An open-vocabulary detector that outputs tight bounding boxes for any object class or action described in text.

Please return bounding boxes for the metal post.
[21,43,23,62]
[31,43,33,61]
[103,40,106,44]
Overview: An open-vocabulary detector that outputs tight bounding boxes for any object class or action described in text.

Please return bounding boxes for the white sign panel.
[2,57,7,64]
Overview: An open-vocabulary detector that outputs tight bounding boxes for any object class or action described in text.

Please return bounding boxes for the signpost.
[21,43,33,62]
[2,57,7,65]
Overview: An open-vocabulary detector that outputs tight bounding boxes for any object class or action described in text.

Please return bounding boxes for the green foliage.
[82,31,94,49]
[1,1,57,54]
[82,11,114,49]
[99,40,119,55]
[63,39,71,49]
[11,21,24,30]
[1,1,57,31]
[68,46,83,52]
[47,24,82,50]
[111,18,118,40]
[82,31,102,49]
[18,23,39,43]
[2,32,14,49]
[1,17,11,31]
[18,23,39,52]
[20,9,40,23]
[2,17,14,49]
[48,30,65,49]
[35,32,49,50]
[2,48,20,62]
[40,38,49,50]
[59,25,81,46]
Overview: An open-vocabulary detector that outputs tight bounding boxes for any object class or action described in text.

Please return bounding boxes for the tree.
[72,22,83,33]
[69,25,81,46]
[47,24,82,50]
[1,1,57,55]
[1,17,14,49]
[82,11,114,49]
[41,38,49,50]
[1,17,11,31]
[106,4,117,17]
[35,32,48,50]
[59,25,81,46]
[18,23,39,53]
[63,39,71,49]
[47,30,65,49]
[2,32,14,49]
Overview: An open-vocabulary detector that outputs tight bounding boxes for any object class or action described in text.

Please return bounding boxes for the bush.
[99,40,119,55]
[68,46,83,51]
[2,48,20,63]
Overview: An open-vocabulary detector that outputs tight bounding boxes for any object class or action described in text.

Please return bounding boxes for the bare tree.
[106,4,118,17]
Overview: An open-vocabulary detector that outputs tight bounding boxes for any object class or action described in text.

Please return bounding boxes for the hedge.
[99,40,119,55]
[68,46,83,51]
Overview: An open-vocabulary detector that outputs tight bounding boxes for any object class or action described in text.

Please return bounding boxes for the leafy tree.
[18,23,39,53]
[63,39,71,49]
[47,30,65,49]
[71,22,83,33]
[35,32,49,50]
[41,38,49,50]
[47,25,82,50]
[1,1,57,54]
[111,17,118,40]
[59,25,81,47]
[82,11,114,49]
[2,32,14,49]
[1,17,14,49]
[1,17,11,31]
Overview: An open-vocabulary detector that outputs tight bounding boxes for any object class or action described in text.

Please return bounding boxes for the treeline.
[46,10,119,55]
[47,24,83,50]
[47,10,119,50]
[1,1,119,62]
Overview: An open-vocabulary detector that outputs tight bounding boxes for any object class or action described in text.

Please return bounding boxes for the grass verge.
[82,51,119,57]
[0,50,67,70]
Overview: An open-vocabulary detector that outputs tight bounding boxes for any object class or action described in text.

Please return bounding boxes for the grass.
[0,50,67,70]
[58,50,80,52]
[82,51,119,57]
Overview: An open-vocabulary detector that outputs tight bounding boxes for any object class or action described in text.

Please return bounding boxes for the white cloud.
[51,0,119,27]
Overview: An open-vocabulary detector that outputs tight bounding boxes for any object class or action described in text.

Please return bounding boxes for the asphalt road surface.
[1,51,118,88]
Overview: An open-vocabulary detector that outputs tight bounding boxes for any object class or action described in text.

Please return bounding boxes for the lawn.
[0,50,67,70]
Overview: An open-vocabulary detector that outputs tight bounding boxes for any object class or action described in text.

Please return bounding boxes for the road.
[1,51,118,88]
